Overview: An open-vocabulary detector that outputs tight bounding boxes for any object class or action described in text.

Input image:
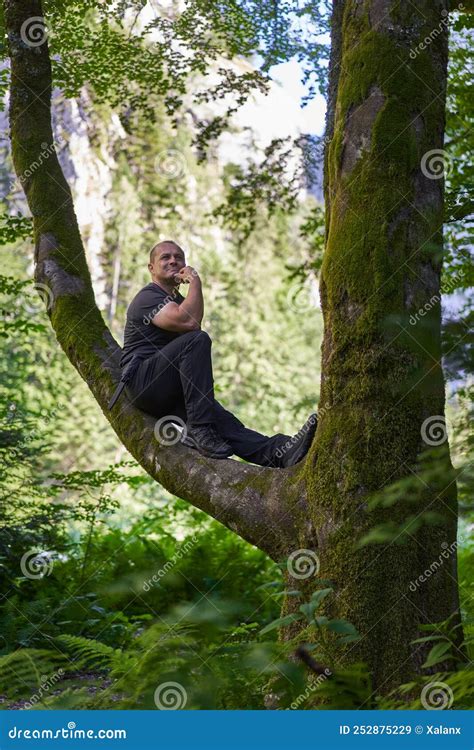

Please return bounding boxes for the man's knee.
[186,329,211,345]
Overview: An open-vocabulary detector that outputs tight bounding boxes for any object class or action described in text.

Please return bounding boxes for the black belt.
[108,356,142,410]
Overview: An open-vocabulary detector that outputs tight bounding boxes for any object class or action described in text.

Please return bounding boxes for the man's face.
[148,243,186,285]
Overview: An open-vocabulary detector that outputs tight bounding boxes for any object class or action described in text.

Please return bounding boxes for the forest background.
[0,0,472,710]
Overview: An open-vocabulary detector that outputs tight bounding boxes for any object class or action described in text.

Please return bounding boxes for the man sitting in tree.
[110,240,317,464]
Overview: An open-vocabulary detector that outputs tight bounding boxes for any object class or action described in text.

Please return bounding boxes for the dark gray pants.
[125,330,290,466]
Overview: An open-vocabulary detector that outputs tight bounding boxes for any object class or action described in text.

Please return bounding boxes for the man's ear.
[147,263,153,273]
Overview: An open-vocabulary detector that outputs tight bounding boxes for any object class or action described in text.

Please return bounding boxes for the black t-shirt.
[120,282,185,368]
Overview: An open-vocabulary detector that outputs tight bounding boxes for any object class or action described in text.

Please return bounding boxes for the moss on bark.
[299,0,464,693]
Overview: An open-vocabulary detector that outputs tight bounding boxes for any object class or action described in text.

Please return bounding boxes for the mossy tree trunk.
[297,0,464,693]
[4,0,464,698]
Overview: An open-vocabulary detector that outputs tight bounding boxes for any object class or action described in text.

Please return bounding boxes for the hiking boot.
[278,413,318,468]
[180,423,233,459]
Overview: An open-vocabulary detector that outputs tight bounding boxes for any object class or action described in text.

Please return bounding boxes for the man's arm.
[152,267,204,333]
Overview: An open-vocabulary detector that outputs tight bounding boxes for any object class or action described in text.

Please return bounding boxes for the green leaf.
[326,619,359,636]
[411,635,445,644]
[337,634,360,644]
[310,588,333,605]
[272,590,302,599]
[298,589,333,622]
[259,613,303,635]
[422,641,453,669]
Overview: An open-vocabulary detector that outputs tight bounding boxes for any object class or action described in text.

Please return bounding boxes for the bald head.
[149,240,184,265]
[148,239,186,292]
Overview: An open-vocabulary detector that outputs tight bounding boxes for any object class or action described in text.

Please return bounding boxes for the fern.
[54,634,122,672]
[0,649,62,698]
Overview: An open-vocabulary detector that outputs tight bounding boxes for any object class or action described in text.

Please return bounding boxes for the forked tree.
[3,0,465,697]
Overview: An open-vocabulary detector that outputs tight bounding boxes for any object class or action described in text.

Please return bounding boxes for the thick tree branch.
[4,0,312,561]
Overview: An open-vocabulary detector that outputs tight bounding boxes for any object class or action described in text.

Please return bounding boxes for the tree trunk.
[3,0,465,700]
[298,0,464,693]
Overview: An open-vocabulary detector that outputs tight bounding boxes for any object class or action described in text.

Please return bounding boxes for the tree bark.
[303,0,464,693]
[3,0,465,699]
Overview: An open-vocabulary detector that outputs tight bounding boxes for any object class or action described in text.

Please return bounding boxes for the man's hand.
[153,265,204,333]
[174,266,199,284]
